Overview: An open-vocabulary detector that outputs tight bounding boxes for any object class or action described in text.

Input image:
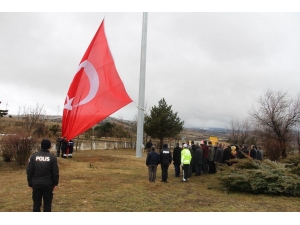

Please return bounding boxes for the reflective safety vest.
[181,148,192,165]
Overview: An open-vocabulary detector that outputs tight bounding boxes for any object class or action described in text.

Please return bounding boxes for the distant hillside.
[42,115,230,142]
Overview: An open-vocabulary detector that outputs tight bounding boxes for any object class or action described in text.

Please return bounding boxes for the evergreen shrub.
[217,156,300,196]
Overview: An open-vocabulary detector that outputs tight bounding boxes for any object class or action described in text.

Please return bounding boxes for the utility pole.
[136,12,148,158]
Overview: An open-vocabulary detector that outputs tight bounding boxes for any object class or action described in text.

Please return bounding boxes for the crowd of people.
[146,140,264,183]
[26,137,264,211]
[55,136,74,158]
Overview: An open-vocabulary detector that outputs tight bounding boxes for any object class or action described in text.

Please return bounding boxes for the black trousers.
[32,187,53,212]
[174,164,181,176]
[69,146,73,154]
[208,160,216,173]
[195,163,202,175]
[183,164,190,180]
[56,146,60,156]
[161,164,169,181]
[61,148,67,157]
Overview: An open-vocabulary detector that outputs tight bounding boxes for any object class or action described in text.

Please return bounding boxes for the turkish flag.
[62,19,133,140]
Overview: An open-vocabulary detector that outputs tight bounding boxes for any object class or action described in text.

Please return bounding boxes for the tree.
[16,104,46,135]
[1,104,45,165]
[144,98,184,150]
[49,124,60,136]
[228,118,251,145]
[250,90,300,159]
[95,122,114,137]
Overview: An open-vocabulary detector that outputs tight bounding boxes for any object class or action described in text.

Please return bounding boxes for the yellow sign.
[209,136,218,145]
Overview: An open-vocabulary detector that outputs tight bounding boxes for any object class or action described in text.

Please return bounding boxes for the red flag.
[62,20,132,140]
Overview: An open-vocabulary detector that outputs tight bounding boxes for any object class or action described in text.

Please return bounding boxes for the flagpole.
[136,12,148,158]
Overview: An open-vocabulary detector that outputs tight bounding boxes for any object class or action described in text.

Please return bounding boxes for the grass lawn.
[1,148,300,213]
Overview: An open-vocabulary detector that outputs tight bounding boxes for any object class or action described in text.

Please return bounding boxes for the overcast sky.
[1,3,300,129]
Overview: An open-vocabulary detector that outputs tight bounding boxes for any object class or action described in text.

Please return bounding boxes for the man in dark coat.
[146,146,160,182]
[26,139,59,212]
[208,141,217,173]
[238,144,249,159]
[160,144,172,182]
[145,140,153,153]
[222,145,232,166]
[60,136,69,158]
[194,143,203,176]
[202,140,209,173]
[256,146,264,160]
[190,141,197,173]
[250,145,257,159]
[214,143,224,172]
[172,143,182,177]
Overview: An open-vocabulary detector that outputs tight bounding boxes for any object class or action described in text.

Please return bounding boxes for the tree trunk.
[280,141,287,158]
[159,138,163,150]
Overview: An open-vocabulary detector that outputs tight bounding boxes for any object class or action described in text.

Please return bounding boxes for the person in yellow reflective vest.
[181,144,192,182]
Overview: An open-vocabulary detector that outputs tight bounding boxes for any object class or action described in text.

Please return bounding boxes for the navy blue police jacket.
[26,149,59,189]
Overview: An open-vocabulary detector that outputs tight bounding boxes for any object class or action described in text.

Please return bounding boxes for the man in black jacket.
[194,143,203,176]
[26,139,59,212]
[60,136,69,158]
[160,144,172,182]
[172,143,182,177]
[222,145,232,166]
[145,140,153,153]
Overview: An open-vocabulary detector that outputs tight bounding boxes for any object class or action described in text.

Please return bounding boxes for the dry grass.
[1,148,300,212]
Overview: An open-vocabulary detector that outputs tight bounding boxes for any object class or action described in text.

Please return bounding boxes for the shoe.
[183,179,186,182]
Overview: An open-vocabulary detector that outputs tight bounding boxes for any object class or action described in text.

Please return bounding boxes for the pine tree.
[144,98,184,150]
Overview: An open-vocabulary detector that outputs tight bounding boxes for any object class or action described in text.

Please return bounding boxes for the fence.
[66,138,136,151]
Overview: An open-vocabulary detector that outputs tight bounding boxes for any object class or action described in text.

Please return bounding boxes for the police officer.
[181,144,192,182]
[160,144,172,182]
[26,139,59,212]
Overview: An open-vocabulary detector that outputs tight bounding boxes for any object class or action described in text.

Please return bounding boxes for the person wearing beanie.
[26,139,59,212]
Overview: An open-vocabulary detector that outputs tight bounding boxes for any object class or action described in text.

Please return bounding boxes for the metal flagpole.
[136,12,148,158]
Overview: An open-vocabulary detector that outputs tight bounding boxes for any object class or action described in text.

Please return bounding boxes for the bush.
[1,133,38,166]
[217,157,300,196]
[2,148,14,162]
[1,135,17,162]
